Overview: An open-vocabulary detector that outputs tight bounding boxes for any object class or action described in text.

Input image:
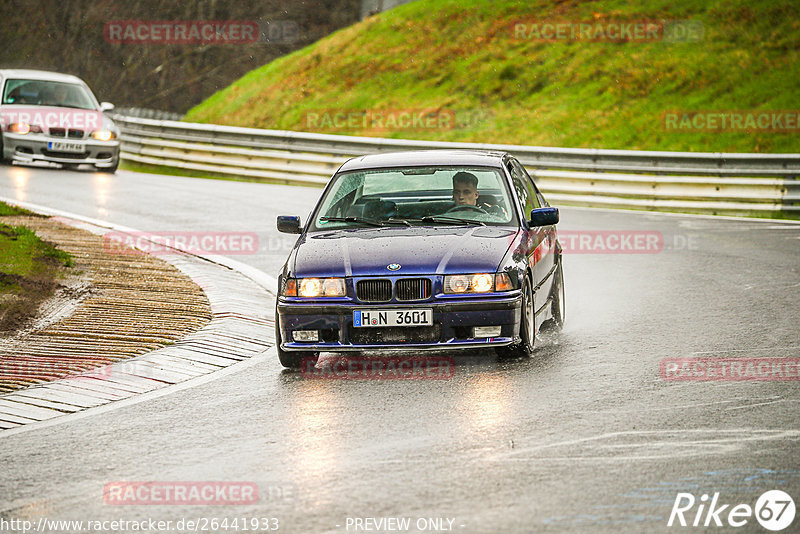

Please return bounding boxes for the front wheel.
[275,308,318,369]
[96,157,119,174]
[496,275,535,359]
[541,259,565,331]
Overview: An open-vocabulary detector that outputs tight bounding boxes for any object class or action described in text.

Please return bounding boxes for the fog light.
[292,330,319,342]
[474,326,502,338]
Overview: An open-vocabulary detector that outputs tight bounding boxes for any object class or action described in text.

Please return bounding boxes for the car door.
[508,158,555,313]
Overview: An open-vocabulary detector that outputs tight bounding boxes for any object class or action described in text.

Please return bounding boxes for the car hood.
[291,226,519,277]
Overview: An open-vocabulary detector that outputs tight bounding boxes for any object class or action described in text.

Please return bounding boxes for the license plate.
[48,141,84,153]
[354,308,433,327]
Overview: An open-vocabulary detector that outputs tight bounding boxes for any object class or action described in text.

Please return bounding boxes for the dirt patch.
[0,222,72,334]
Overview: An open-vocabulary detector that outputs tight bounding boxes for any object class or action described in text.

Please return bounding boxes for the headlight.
[9,122,31,134]
[445,274,471,293]
[289,277,346,297]
[91,129,115,141]
[444,273,515,294]
[471,274,493,292]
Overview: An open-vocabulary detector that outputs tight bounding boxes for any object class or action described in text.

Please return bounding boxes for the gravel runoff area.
[0,207,275,432]
[0,214,212,394]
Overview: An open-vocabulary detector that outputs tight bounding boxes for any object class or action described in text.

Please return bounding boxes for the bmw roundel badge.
[387,263,401,271]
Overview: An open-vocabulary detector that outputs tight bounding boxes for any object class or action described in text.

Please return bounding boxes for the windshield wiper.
[419,216,486,226]
[320,216,411,228]
[320,216,385,227]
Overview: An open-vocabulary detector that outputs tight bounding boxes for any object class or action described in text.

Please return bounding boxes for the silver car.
[0,69,120,172]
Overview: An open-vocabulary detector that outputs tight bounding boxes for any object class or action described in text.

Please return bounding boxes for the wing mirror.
[277,215,302,234]
[529,207,559,227]
[100,102,115,112]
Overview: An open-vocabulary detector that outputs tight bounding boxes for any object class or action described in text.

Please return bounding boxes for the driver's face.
[453,181,479,206]
[53,86,68,102]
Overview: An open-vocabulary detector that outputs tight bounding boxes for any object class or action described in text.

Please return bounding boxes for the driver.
[51,85,69,106]
[452,171,480,206]
[451,171,507,216]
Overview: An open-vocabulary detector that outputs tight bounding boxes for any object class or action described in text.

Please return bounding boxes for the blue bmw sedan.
[275,150,564,368]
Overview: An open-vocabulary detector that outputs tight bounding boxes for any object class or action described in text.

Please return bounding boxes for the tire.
[275,306,318,369]
[541,259,565,331]
[496,275,535,359]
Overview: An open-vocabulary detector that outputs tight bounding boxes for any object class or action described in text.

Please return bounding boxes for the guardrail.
[113,107,184,122]
[112,114,800,217]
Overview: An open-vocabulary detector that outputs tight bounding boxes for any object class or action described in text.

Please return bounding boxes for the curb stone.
[0,201,277,431]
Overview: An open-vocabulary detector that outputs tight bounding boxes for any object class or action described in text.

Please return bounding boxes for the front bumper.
[277,293,522,352]
[2,132,120,167]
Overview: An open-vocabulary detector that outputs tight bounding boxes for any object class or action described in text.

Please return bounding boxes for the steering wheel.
[446,204,487,214]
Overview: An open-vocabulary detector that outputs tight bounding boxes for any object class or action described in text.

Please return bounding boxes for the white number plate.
[354,308,433,327]
[48,141,84,153]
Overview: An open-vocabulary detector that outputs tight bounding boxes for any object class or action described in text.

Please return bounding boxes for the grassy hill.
[186,0,800,153]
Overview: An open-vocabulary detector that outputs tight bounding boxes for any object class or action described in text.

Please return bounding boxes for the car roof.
[338,150,509,172]
[0,69,87,85]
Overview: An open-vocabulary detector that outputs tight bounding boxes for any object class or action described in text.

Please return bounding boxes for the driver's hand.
[479,202,507,217]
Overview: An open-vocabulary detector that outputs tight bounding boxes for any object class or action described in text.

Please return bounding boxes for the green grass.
[0,202,40,217]
[0,221,72,290]
[0,203,73,332]
[186,0,800,153]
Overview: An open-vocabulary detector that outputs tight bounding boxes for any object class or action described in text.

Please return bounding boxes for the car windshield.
[2,79,96,110]
[311,166,516,230]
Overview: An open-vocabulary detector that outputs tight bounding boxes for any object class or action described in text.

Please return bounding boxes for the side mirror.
[529,207,559,227]
[277,215,302,234]
[100,102,115,112]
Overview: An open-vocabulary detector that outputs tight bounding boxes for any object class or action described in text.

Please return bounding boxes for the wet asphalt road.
[1,165,799,534]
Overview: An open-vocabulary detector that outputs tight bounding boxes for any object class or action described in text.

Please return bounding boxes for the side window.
[511,159,541,209]
[531,181,548,207]
[507,161,535,221]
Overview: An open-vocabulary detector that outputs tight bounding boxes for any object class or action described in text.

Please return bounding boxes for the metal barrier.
[112,114,800,217]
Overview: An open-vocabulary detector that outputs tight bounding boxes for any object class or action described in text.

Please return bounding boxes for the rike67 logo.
[668,490,796,531]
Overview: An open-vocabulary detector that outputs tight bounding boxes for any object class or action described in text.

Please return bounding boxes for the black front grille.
[68,129,84,139]
[356,279,392,302]
[349,324,441,344]
[49,127,66,137]
[41,149,89,159]
[396,278,431,301]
